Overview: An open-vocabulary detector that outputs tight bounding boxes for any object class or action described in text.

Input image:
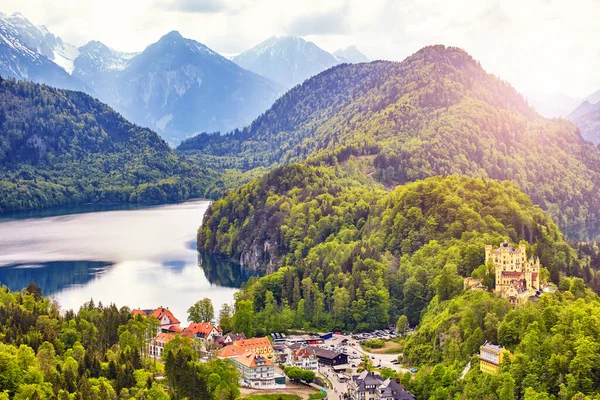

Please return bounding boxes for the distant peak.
[80,40,110,52]
[11,11,25,18]
[162,30,184,41]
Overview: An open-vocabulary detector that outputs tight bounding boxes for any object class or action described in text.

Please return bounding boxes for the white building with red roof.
[133,306,181,334]
[182,322,222,343]
[286,347,318,372]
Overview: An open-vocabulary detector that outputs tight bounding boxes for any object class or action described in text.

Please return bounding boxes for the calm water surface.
[0,201,256,320]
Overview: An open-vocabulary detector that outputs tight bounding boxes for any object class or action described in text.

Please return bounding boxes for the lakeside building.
[479,342,509,375]
[485,241,541,305]
[133,307,180,334]
[182,322,222,343]
[349,371,414,400]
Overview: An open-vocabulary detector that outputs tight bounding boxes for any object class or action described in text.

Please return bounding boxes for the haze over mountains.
[232,36,369,88]
[0,12,371,144]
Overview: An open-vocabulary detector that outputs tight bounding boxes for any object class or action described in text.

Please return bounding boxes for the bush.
[363,339,385,349]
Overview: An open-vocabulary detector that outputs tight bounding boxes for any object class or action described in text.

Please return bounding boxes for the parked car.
[410,368,418,374]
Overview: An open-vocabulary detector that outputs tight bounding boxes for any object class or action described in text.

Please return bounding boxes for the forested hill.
[199,164,600,397]
[0,77,215,212]
[180,45,600,226]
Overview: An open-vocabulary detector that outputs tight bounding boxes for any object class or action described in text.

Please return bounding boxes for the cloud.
[286,1,350,36]
[160,0,244,14]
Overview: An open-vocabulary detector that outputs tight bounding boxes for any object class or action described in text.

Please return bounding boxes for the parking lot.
[314,331,409,373]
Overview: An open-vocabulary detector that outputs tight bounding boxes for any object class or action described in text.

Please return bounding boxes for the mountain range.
[0,12,88,92]
[232,36,368,88]
[0,75,214,212]
[0,12,371,143]
[0,13,284,143]
[181,45,600,228]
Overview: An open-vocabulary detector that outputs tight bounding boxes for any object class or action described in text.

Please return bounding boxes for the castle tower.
[485,245,493,264]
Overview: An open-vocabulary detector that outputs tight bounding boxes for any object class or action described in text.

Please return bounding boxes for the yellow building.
[479,342,507,375]
[218,337,275,362]
[485,241,540,304]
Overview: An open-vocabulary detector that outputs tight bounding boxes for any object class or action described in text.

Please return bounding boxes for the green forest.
[0,77,215,213]
[0,283,240,399]
[180,45,600,227]
[198,163,600,399]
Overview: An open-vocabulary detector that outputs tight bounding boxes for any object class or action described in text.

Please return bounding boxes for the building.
[217,337,275,362]
[463,277,484,291]
[287,347,319,372]
[479,342,508,375]
[183,322,222,343]
[349,371,414,400]
[231,352,280,389]
[132,307,181,334]
[305,346,348,366]
[149,332,176,360]
[216,332,247,347]
[485,241,541,304]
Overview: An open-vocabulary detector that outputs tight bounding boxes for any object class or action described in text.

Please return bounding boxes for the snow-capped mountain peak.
[333,45,369,64]
[233,35,341,88]
[0,11,79,73]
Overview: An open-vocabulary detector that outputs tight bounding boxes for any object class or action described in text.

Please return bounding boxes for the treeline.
[0,283,239,399]
[181,45,600,226]
[0,78,216,213]
[200,166,597,333]
[395,283,600,399]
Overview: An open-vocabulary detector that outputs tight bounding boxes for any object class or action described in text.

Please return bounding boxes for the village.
[132,304,416,399]
[131,240,558,399]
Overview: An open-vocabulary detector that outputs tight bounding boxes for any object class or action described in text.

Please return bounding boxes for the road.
[309,333,410,398]
[327,334,409,374]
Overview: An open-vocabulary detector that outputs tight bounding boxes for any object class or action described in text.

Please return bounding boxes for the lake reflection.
[0,201,244,320]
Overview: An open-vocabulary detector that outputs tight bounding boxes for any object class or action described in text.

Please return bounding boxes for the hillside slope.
[182,45,600,226]
[0,77,214,212]
[568,100,600,144]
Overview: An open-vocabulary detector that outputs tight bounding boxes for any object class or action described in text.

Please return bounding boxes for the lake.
[0,200,258,321]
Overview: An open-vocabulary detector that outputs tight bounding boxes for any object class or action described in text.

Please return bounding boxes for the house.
[133,307,181,334]
[217,332,247,346]
[287,347,319,372]
[183,322,222,343]
[221,351,285,389]
[349,371,414,400]
[149,332,176,360]
[479,342,509,375]
[305,346,348,366]
[485,241,541,304]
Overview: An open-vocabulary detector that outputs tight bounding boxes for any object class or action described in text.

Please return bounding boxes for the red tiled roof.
[218,345,245,358]
[165,325,184,332]
[150,307,180,325]
[235,352,273,368]
[184,322,220,337]
[132,309,148,317]
[153,332,176,344]
[234,337,272,350]
[501,271,525,278]
[292,348,316,361]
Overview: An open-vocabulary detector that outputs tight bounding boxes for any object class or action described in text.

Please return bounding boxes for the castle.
[485,241,540,305]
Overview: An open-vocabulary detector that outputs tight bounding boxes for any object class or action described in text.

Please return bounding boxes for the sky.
[1,0,599,98]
